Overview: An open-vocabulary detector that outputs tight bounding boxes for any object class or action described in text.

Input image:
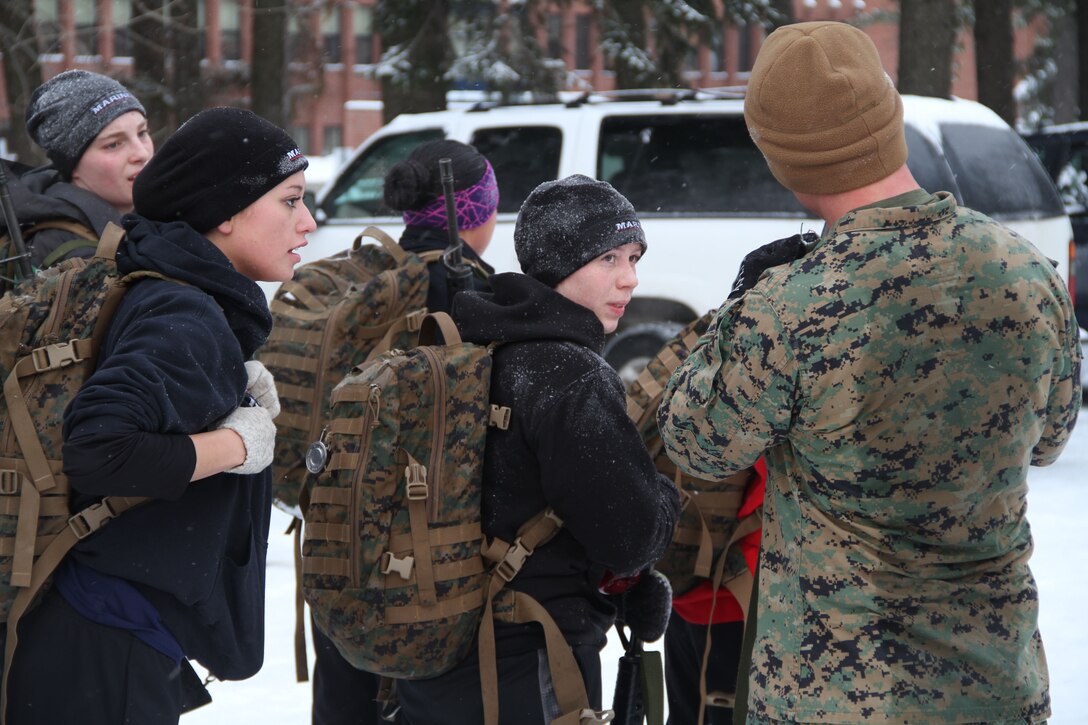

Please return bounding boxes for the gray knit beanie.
[514,175,646,287]
[25,70,146,179]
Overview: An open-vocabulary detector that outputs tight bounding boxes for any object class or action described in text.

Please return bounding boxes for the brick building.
[0,0,1047,156]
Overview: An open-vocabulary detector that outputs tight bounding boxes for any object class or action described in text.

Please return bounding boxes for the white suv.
[299,91,1074,379]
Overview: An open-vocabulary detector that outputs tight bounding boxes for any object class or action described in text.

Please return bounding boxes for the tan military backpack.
[0,223,170,720]
[302,312,612,725]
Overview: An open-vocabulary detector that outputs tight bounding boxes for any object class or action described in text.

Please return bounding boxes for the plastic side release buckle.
[68,499,120,539]
[405,461,428,500]
[494,537,532,583]
[381,551,415,581]
[404,309,427,332]
[489,404,511,430]
[32,341,84,372]
[0,469,20,495]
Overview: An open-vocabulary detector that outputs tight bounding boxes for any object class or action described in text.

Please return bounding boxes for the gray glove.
[244,360,280,419]
[216,404,276,475]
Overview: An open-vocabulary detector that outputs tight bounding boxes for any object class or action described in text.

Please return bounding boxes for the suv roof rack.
[563,87,747,107]
[460,86,747,112]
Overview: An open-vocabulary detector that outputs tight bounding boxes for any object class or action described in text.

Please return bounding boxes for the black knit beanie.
[514,175,646,287]
[133,107,308,233]
[25,70,146,179]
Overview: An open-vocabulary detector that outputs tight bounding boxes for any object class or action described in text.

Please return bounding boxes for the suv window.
[471,126,563,214]
[322,129,443,219]
[903,126,960,200]
[596,114,806,216]
[940,124,1064,219]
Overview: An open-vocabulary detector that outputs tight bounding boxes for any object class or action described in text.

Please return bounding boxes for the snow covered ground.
[185,408,1088,724]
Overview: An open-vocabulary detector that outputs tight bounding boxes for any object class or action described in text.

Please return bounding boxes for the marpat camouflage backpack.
[0,223,165,713]
[302,312,611,725]
[625,310,762,602]
[256,226,431,515]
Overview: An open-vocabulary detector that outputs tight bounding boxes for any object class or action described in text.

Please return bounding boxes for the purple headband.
[402,160,499,231]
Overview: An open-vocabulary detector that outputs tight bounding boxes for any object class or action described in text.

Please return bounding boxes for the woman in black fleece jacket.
[6,108,313,725]
[394,175,681,725]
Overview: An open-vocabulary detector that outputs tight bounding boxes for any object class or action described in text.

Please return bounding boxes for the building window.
[221,0,242,61]
[74,0,98,55]
[288,9,308,63]
[322,5,341,63]
[323,125,343,153]
[709,22,726,73]
[546,14,562,60]
[353,5,373,64]
[37,0,61,55]
[112,0,132,56]
[737,22,753,73]
[292,125,312,155]
[575,14,590,70]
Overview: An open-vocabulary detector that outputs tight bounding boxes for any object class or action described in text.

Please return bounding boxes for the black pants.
[6,589,207,725]
[311,617,386,725]
[664,611,744,725]
[395,645,602,725]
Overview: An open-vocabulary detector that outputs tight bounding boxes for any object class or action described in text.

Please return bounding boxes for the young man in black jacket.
[392,174,681,724]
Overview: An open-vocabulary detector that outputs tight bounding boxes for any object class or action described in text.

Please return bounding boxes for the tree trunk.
[377,0,450,124]
[0,0,44,164]
[897,0,958,98]
[974,0,1015,125]
[609,1,655,89]
[768,0,795,28]
[130,0,171,144]
[251,0,288,127]
[170,0,204,129]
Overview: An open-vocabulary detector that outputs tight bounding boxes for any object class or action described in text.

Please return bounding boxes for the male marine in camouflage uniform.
[658,21,1081,724]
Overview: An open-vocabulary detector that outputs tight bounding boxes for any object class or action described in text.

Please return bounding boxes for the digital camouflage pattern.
[0,237,131,620]
[659,191,1081,723]
[301,318,496,678]
[625,310,758,596]
[257,227,429,512]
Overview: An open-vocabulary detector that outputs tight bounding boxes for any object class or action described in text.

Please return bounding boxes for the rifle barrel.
[0,161,32,280]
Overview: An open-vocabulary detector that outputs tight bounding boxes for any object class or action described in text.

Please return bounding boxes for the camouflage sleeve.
[658,292,797,480]
[1031,308,1082,466]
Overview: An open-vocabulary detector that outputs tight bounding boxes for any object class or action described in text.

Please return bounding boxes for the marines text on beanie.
[743,21,908,195]
[25,70,146,179]
[133,107,308,233]
[514,175,646,287]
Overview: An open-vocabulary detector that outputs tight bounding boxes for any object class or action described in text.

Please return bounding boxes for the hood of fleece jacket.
[118,214,273,358]
[452,272,605,353]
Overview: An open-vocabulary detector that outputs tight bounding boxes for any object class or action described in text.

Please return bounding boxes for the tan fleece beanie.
[743,21,908,195]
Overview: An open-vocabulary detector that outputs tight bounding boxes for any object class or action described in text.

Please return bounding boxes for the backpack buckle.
[381,551,415,580]
[0,469,20,494]
[494,538,532,582]
[404,310,426,332]
[405,462,428,500]
[32,341,83,371]
[68,499,120,539]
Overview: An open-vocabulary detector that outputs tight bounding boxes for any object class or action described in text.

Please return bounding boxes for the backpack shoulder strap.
[477,510,612,724]
[28,219,101,269]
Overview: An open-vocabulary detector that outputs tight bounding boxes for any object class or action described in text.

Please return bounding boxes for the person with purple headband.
[387,138,498,311]
[308,138,497,725]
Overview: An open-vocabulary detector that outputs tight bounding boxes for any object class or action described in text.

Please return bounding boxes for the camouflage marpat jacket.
[659,190,1082,723]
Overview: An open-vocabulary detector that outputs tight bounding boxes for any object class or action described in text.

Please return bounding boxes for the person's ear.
[215,217,235,235]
